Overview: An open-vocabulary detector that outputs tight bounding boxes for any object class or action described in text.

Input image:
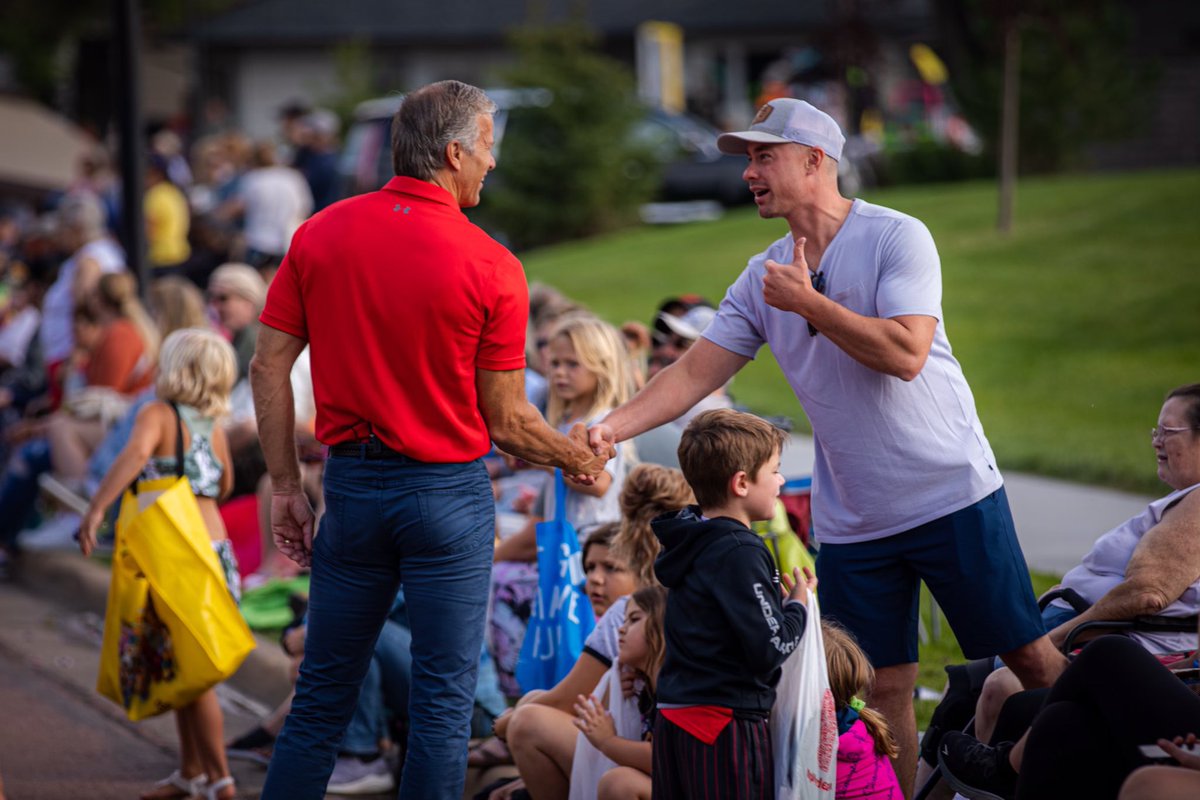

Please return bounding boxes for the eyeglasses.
[807,270,827,337]
[1151,425,1198,443]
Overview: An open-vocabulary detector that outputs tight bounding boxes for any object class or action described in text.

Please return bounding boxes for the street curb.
[13,549,295,708]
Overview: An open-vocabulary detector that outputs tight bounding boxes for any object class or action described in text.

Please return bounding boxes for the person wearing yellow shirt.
[144,155,191,272]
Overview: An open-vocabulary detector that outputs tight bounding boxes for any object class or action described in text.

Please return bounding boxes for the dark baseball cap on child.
[717,98,845,162]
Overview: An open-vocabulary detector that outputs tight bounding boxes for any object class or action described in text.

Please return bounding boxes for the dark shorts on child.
[816,487,1046,667]
[652,713,773,800]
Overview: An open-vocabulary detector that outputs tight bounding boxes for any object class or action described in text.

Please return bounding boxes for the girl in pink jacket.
[823,622,904,800]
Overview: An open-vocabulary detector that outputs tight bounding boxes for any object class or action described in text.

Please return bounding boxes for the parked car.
[338,90,754,206]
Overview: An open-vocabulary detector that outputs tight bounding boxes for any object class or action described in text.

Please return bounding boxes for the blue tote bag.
[516,469,596,692]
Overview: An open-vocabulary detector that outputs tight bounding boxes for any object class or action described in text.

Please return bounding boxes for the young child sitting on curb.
[650,408,816,799]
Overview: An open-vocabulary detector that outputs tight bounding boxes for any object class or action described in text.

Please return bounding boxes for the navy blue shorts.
[816,487,1046,667]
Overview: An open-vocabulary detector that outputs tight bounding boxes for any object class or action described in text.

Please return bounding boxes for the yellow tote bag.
[97,475,256,720]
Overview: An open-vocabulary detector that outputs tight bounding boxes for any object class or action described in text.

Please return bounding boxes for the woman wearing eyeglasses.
[935,382,1200,799]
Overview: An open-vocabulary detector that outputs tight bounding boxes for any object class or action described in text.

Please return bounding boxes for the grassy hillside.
[522,169,1200,493]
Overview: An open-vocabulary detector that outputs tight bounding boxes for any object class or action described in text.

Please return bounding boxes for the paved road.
[779,434,1154,575]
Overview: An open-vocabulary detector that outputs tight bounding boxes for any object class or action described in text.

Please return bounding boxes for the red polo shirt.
[260,176,528,462]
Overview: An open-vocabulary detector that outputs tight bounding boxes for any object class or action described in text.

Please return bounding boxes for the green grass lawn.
[523,169,1200,493]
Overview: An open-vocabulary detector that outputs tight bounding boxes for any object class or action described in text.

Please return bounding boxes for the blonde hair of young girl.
[96,271,161,362]
[629,585,669,685]
[156,328,237,418]
[544,313,635,427]
[611,464,695,588]
[822,621,899,758]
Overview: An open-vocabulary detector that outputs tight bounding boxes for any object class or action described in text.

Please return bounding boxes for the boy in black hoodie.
[651,408,816,799]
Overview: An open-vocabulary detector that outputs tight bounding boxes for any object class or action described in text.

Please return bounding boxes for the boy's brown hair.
[677,409,787,509]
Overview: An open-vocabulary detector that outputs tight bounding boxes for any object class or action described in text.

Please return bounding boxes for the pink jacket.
[836,719,903,799]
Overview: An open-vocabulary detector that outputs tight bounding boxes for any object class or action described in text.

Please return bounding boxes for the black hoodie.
[653,506,808,715]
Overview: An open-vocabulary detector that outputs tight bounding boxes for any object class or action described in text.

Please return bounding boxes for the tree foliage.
[481,23,660,250]
[0,0,234,105]
[933,0,1156,173]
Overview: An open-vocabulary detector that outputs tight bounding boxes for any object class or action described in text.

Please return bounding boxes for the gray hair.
[391,80,496,181]
[57,192,106,240]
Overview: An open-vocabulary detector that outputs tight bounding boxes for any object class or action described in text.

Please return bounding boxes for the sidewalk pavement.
[780,433,1154,576]
[9,545,295,711]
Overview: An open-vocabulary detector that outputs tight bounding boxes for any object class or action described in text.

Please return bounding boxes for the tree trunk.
[997,18,1021,234]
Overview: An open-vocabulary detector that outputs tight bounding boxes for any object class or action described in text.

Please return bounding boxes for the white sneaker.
[18,512,82,551]
[326,754,395,795]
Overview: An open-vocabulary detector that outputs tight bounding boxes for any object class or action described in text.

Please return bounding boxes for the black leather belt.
[329,437,409,460]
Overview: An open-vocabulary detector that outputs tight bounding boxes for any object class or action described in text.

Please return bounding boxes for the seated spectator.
[918,382,1200,782]
[575,585,668,800]
[48,272,160,484]
[821,622,903,800]
[1119,735,1200,800]
[40,193,126,406]
[650,302,733,429]
[490,466,693,800]
[938,635,1200,800]
[207,263,265,383]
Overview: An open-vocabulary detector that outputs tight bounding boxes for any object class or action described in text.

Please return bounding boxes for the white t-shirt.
[40,237,126,363]
[0,306,40,366]
[239,166,313,256]
[704,199,1002,544]
[583,595,629,668]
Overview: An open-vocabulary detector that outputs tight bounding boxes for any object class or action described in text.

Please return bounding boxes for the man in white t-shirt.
[589,98,1067,794]
[226,141,313,267]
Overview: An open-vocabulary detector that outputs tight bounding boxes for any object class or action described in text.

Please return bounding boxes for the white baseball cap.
[717,98,845,162]
[658,305,717,340]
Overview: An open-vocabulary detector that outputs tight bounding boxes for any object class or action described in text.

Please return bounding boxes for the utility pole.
[996,16,1021,235]
[114,0,147,294]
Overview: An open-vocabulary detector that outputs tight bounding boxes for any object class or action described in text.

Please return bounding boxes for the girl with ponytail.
[821,621,904,799]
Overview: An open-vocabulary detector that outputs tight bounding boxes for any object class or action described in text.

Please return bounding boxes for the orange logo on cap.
[752,104,774,125]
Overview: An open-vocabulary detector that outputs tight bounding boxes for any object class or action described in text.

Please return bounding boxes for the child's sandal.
[139,770,207,800]
[199,775,235,800]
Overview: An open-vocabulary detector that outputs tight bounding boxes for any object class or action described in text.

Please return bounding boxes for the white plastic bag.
[770,589,838,799]
[568,664,643,800]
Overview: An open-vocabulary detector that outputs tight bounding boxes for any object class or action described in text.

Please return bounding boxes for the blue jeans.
[0,438,51,549]
[341,616,413,755]
[262,454,494,800]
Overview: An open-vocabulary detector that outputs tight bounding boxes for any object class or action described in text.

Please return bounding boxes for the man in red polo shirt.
[251,80,608,800]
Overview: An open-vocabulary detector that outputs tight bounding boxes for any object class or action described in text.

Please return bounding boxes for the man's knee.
[1001,635,1067,688]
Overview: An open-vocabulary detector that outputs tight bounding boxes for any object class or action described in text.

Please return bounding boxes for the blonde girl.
[544,313,636,537]
[822,621,903,800]
[79,328,239,800]
[574,585,669,800]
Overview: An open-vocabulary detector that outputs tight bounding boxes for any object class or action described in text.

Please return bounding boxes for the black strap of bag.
[130,402,186,496]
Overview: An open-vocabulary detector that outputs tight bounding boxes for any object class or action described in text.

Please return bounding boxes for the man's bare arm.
[477,368,607,479]
[250,326,306,492]
[591,338,749,450]
[250,325,315,566]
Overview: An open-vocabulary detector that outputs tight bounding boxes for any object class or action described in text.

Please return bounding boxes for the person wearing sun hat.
[591,96,1068,794]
